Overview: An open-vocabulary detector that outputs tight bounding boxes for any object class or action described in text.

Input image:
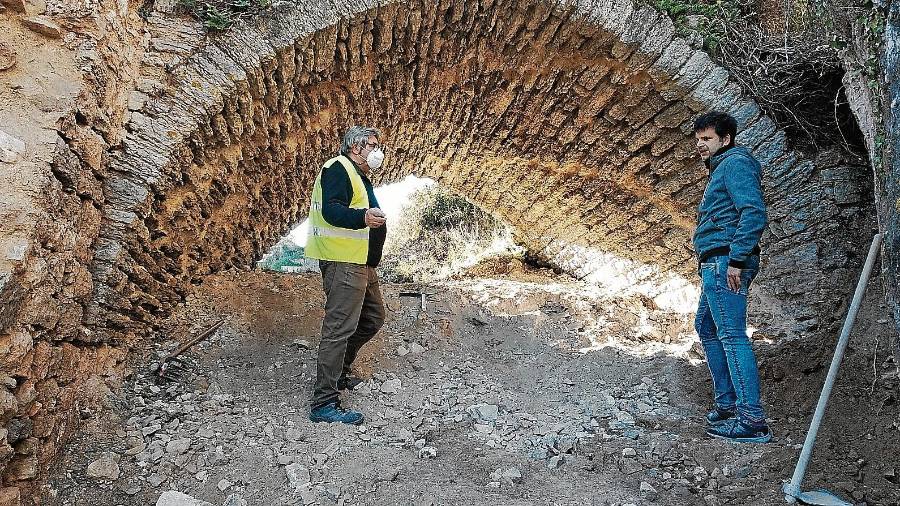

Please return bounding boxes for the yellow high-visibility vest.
[304,155,370,264]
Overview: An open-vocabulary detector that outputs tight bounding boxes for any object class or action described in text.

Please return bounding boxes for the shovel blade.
[795,490,853,506]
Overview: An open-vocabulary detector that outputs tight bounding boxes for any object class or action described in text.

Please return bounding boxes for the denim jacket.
[692,146,767,268]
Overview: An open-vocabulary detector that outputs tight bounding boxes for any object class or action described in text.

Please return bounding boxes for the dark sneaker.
[706,407,736,426]
[706,419,772,443]
[337,375,364,391]
[310,402,364,425]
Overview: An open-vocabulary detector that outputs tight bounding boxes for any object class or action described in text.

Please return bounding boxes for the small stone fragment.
[499,467,522,484]
[223,494,247,506]
[0,43,15,71]
[0,130,25,164]
[285,463,311,490]
[0,0,25,13]
[548,455,565,469]
[468,404,499,423]
[155,491,214,506]
[380,379,401,394]
[640,481,658,500]
[165,438,191,455]
[128,91,149,111]
[86,454,120,480]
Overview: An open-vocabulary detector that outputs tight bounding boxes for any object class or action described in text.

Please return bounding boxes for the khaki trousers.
[311,260,385,409]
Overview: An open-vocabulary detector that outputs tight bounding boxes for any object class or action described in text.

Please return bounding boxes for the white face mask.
[366,148,384,170]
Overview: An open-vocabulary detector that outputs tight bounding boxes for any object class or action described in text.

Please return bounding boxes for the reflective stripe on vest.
[304,155,370,264]
[310,226,369,240]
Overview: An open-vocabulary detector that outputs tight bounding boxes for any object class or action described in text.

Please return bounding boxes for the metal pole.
[784,233,883,503]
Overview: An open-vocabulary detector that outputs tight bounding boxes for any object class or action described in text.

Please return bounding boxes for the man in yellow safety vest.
[305,125,387,425]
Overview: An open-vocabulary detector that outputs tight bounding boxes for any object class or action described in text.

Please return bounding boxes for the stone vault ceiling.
[93,0,873,339]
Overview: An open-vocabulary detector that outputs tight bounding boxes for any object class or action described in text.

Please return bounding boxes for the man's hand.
[365,207,386,228]
[726,266,742,292]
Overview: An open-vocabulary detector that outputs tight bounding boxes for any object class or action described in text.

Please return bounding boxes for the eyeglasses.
[365,142,381,150]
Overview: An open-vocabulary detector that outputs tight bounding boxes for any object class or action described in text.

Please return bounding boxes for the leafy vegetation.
[649,0,875,152]
[177,0,270,31]
[652,0,742,50]
[379,185,522,283]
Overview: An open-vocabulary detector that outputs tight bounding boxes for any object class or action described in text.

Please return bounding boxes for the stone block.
[636,13,675,57]
[4,419,31,444]
[0,236,28,264]
[726,99,761,129]
[675,51,715,90]
[0,130,25,164]
[652,38,692,76]
[0,487,20,506]
[2,456,36,481]
[0,0,24,13]
[690,67,730,106]
[736,116,776,149]
[21,16,62,39]
[128,91,149,112]
[0,43,15,71]
[156,491,214,506]
[0,390,16,424]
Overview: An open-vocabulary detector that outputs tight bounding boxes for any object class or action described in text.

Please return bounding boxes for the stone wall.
[0,0,146,500]
[838,0,900,342]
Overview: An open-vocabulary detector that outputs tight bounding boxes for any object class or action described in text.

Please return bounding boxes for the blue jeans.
[695,255,766,425]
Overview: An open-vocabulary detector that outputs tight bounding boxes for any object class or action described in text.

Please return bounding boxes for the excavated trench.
[0,0,887,502]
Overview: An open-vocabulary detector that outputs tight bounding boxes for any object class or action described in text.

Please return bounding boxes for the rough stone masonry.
[0,0,896,502]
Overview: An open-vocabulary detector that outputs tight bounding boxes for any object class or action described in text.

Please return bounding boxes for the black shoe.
[706,419,772,443]
[705,407,736,427]
[337,375,364,391]
[310,402,364,425]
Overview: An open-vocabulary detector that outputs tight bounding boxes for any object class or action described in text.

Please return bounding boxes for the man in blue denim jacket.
[692,111,771,443]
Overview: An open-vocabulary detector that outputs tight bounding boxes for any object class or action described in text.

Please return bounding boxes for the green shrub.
[379,186,522,283]
[177,0,266,32]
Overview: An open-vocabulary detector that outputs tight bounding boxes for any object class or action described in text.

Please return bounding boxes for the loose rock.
[380,379,402,394]
[155,491,214,506]
[0,43,15,71]
[468,404,499,423]
[0,130,25,164]
[165,438,191,455]
[86,454,120,480]
[285,463,311,490]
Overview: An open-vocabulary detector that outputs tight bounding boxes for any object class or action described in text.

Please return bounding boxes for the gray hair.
[340,126,381,156]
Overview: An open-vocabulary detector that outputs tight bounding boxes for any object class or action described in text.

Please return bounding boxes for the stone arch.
[90,0,873,342]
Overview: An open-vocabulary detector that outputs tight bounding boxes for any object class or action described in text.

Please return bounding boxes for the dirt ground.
[42,264,900,505]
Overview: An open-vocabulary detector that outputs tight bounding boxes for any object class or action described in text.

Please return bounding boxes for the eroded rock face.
[0,0,888,501]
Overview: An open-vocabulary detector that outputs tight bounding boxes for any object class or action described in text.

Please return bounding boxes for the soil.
[43,265,900,505]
